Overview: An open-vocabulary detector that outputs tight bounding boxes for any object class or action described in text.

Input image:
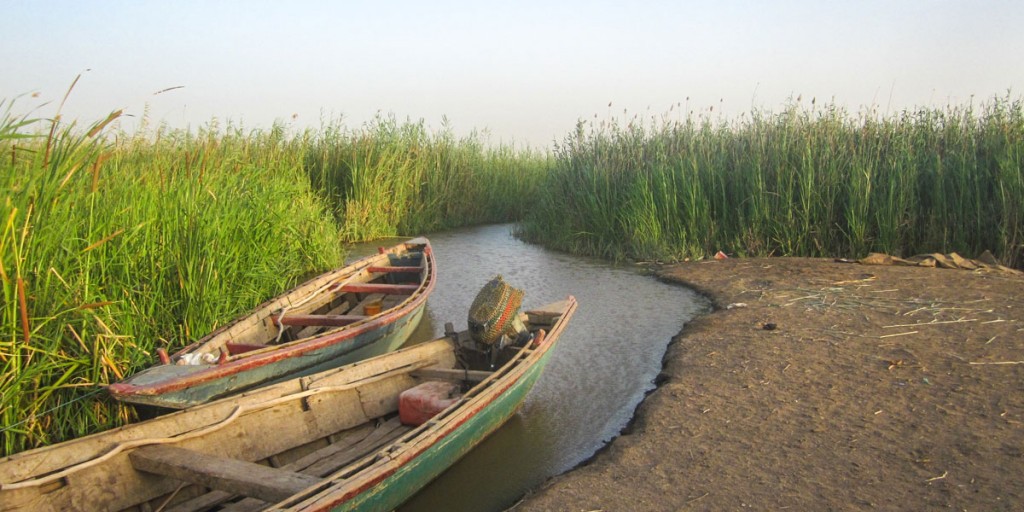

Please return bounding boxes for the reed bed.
[1,101,549,455]
[0,107,344,455]
[305,114,551,241]
[519,96,1024,268]
[5,90,1021,457]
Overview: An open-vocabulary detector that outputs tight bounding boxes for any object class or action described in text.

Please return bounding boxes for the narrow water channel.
[345,224,710,511]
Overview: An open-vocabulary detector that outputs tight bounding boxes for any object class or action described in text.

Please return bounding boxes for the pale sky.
[3,1,1022,148]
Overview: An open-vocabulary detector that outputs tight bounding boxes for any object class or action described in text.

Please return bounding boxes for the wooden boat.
[0,297,577,512]
[108,237,436,409]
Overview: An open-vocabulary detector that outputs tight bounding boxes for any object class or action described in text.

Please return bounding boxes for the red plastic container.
[399,381,461,426]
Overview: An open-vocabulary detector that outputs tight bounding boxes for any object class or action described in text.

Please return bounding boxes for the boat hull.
[274,298,577,512]
[108,238,435,409]
[326,344,550,512]
[118,302,427,408]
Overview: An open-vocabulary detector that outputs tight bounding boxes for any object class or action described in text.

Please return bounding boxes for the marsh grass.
[0,100,551,455]
[520,97,1024,268]
[4,90,1021,456]
[1,112,342,454]
[305,115,551,240]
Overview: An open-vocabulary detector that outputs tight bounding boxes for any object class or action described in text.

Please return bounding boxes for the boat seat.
[161,418,413,512]
[295,299,354,338]
[223,342,267,355]
[340,283,420,295]
[411,367,492,383]
[130,445,323,503]
[273,314,367,327]
[367,265,421,273]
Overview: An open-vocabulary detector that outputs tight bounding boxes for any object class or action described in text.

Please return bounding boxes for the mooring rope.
[0,387,106,436]
[0,359,437,490]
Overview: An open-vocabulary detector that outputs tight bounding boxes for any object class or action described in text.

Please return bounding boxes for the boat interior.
[161,307,561,512]
[183,247,430,363]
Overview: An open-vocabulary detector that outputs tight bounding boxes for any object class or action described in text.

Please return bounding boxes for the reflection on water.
[346,225,709,511]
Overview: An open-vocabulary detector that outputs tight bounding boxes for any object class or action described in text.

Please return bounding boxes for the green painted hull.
[108,238,436,409]
[330,345,552,512]
[115,302,427,408]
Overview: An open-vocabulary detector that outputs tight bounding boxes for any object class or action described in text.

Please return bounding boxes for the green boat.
[108,237,435,410]
[0,295,577,512]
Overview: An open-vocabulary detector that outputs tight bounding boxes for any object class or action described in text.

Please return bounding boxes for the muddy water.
[345,225,709,511]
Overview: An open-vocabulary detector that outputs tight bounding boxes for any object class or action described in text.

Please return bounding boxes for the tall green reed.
[1,102,551,456]
[521,96,1024,268]
[305,114,551,240]
[8,89,1020,457]
[1,108,341,455]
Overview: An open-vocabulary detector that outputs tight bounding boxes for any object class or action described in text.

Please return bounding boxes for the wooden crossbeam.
[367,266,421,273]
[340,283,419,295]
[224,343,267,355]
[411,367,493,383]
[272,314,366,327]
[130,445,322,503]
[164,421,413,512]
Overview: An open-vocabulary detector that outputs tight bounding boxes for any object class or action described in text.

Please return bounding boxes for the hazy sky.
[3,1,1022,147]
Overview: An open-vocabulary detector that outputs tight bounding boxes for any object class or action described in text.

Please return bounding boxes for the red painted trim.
[367,266,422,273]
[340,283,419,295]
[272,314,366,327]
[224,343,266,355]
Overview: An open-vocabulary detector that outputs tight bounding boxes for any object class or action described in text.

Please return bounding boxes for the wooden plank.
[130,445,322,503]
[224,343,266,355]
[219,421,414,512]
[288,424,377,472]
[0,341,455,512]
[163,425,376,512]
[356,374,417,419]
[367,266,421,273]
[525,300,568,326]
[295,300,352,338]
[181,420,412,512]
[301,418,409,476]
[340,283,419,295]
[411,367,493,383]
[272,314,366,327]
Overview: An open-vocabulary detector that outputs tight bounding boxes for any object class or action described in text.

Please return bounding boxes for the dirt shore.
[515,257,1024,511]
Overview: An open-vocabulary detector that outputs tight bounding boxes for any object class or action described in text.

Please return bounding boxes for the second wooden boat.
[0,294,577,512]
[108,237,435,409]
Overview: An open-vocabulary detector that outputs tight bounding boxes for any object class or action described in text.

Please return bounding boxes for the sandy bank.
[516,257,1024,511]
